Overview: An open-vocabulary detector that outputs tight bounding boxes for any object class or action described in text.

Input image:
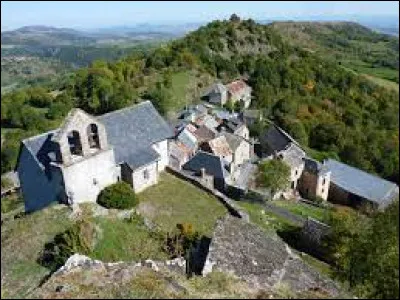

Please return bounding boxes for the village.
[7,77,398,214]
[1,76,399,299]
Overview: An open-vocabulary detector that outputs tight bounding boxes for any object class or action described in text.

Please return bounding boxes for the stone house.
[260,123,306,193]
[201,82,228,106]
[16,101,173,212]
[201,135,233,165]
[217,118,250,140]
[297,157,331,201]
[222,132,250,168]
[259,122,399,208]
[202,80,252,109]
[182,151,231,192]
[226,79,252,109]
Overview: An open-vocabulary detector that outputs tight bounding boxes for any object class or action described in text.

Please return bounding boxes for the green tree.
[256,159,291,196]
[324,200,399,299]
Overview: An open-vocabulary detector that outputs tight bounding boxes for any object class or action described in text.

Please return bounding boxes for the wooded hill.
[1,16,399,185]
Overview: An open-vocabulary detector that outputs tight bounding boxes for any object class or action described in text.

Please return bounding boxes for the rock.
[202,215,343,297]
[143,259,159,272]
[116,209,134,219]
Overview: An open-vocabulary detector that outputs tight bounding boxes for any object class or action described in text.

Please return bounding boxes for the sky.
[1,1,399,31]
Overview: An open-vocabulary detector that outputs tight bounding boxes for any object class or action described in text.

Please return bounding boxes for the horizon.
[1,1,399,31]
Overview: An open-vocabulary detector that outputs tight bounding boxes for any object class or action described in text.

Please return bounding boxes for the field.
[137,172,227,235]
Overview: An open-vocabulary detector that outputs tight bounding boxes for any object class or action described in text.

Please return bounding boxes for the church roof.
[19,100,173,171]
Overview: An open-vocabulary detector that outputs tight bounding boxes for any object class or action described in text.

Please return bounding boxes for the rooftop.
[207,136,232,157]
[20,101,173,171]
[324,159,399,208]
[226,79,249,95]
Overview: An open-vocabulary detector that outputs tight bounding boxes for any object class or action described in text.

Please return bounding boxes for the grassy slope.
[137,173,227,235]
[1,205,73,299]
[90,216,168,263]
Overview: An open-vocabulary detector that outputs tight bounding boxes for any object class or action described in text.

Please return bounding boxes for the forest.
[1,16,399,186]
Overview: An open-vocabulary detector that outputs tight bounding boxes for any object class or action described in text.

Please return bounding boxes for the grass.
[90,215,168,263]
[273,200,330,223]
[169,71,192,111]
[137,172,227,236]
[1,204,72,299]
[236,201,299,233]
[1,194,24,214]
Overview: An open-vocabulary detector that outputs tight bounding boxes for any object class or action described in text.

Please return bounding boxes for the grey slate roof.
[281,144,305,168]
[223,132,244,152]
[98,100,173,169]
[21,130,61,169]
[324,159,399,208]
[202,82,227,97]
[260,123,302,155]
[260,124,291,153]
[303,157,329,175]
[182,151,226,180]
[20,100,173,171]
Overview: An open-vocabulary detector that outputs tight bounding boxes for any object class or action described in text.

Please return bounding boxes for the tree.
[256,159,291,196]
[324,200,399,299]
[229,14,241,23]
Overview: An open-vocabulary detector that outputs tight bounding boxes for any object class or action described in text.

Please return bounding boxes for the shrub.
[38,218,98,271]
[163,223,199,259]
[97,182,137,209]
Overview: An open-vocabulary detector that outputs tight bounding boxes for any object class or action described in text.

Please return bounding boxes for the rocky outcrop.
[203,215,345,298]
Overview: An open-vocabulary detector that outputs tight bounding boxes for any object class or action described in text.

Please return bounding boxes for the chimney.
[200,167,206,178]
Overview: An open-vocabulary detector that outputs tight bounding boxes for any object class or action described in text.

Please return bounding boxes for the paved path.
[262,201,306,227]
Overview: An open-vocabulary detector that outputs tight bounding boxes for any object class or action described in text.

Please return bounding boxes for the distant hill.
[270,21,399,83]
[1,25,96,46]
[1,24,188,46]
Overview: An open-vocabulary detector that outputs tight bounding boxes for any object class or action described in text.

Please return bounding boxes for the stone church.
[16,101,173,212]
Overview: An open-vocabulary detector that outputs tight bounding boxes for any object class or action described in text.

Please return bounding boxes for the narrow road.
[262,201,306,227]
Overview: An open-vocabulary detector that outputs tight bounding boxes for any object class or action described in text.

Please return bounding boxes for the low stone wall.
[300,217,331,247]
[166,166,249,221]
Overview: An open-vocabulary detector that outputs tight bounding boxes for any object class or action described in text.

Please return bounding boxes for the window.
[295,170,298,176]
[67,130,83,156]
[87,123,100,149]
[323,178,326,185]
[93,178,98,185]
[143,169,149,180]
[117,176,120,182]
[322,188,324,194]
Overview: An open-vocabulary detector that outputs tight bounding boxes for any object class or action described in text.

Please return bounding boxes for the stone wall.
[62,149,117,204]
[300,217,331,247]
[166,166,248,221]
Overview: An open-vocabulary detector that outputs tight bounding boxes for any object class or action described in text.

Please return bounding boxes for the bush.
[97,182,137,209]
[163,223,199,259]
[38,218,98,271]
